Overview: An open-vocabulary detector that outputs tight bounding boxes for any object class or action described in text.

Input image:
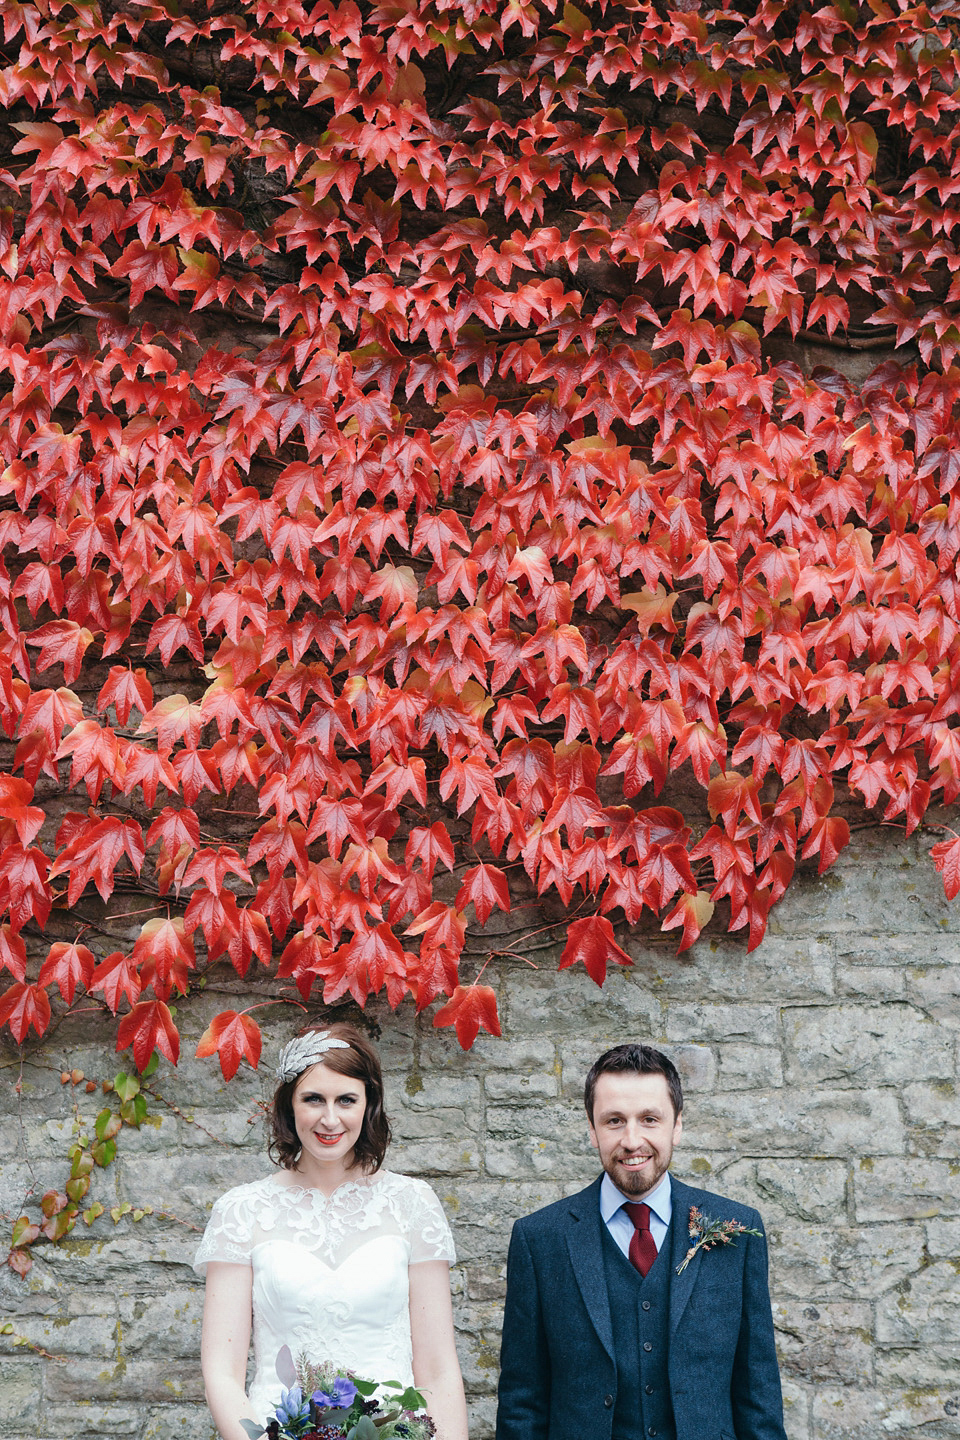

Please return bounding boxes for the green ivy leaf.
[66,1175,90,1204]
[90,1138,116,1168]
[120,1093,148,1127]
[113,1071,141,1103]
[11,1216,40,1248]
[69,1149,94,1179]
[95,1108,122,1142]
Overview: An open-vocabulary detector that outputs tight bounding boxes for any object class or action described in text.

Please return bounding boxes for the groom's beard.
[603,1147,671,1197]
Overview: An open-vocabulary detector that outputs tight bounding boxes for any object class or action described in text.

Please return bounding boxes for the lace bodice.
[194,1170,455,1426]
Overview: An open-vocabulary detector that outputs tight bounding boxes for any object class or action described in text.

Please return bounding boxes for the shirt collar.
[600,1170,672,1228]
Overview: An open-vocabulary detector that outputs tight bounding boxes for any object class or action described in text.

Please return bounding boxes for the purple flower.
[312,1377,358,1410]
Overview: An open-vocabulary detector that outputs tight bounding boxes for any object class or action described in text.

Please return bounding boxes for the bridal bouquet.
[242,1347,435,1440]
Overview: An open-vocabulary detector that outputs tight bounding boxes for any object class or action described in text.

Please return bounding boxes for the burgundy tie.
[624,1201,658,1277]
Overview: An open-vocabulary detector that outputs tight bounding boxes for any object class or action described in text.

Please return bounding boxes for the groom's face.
[587,1071,682,1198]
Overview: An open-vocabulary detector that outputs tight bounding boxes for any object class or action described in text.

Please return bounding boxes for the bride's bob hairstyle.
[269,1021,392,1172]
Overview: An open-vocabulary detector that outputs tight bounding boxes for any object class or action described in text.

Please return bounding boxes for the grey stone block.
[0,1314,115,1358]
[784,1003,948,1086]
[755,1159,847,1222]
[770,1223,924,1300]
[682,1087,904,1157]
[44,1404,143,1437]
[780,1375,811,1440]
[836,962,906,998]
[465,1393,497,1440]
[630,936,834,1001]
[772,839,960,935]
[501,968,661,1037]
[483,1071,558,1102]
[484,1131,596,1182]
[926,1216,960,1257]
[397,1074,483,1111]
[772,1299,873,1384]
[716,1043,784,1089]
[433,1034,556,1073]
[809,1387,892,1440]
[114,1152,267,1218]
[387,1138,480,1176]
[142,1405,218,1440]
[907,959,960,1026]
[665,1002,780,1044]
[393,1109,475,1142]
[0,1364,41,1431]
[875,1260,960,1343]
[36,1232,202,1284]
[118,1287,205,1357]
[854,1158,960,1220]
[176,1111,264,1149]
[875,1345,960,1387]
[44,1357,206,1405]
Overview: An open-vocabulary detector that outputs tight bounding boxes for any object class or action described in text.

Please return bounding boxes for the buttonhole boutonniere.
[676,1205,763,1275]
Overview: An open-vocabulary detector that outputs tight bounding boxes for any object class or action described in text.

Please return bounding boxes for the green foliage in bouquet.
[240,1347,434,1440]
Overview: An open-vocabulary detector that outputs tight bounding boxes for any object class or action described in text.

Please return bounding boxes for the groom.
[495,1043,787,1440]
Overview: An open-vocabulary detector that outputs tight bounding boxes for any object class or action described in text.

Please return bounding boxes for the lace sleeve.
[193,1185,256,1274]
[401,1177,456,1264]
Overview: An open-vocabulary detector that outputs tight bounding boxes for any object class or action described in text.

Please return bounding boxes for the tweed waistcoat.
[600,1215,676,1440]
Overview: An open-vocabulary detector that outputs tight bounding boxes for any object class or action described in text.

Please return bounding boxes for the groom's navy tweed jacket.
[495,1175,788,1440]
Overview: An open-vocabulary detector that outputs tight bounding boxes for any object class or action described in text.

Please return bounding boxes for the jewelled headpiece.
[275,1030,351,1083]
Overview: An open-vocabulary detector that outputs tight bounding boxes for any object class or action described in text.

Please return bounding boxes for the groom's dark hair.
[584,1044,683,1121]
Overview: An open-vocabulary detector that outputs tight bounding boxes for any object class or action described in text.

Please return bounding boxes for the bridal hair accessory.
[676,1205,763,1275]
[275,1031,352,1083]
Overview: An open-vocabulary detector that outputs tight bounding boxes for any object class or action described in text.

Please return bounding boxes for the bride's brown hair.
[269,1021,392,1172]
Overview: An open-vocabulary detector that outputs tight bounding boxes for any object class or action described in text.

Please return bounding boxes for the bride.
[195,1022,469,1440]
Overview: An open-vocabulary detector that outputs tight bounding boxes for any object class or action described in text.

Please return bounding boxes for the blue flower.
[312,1377,358,1410]
[276,1385,310,1431]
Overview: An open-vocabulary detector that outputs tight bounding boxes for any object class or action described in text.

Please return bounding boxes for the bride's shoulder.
[210,1172,288,1212]
[373,1169,437,1198]
[373,1169,446,1215]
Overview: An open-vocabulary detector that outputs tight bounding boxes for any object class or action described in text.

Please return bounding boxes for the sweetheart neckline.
[251,1232,408,1270]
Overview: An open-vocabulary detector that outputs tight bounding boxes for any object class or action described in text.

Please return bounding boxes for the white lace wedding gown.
[194,1170,455,1426]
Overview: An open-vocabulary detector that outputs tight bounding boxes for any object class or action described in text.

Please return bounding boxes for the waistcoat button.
[645,1385,654,1396]
[643,1341,653,1352]
[603,1396,613,1408]
[642,1300,651,1311]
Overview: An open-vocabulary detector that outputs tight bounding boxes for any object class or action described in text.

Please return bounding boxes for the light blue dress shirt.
[600,1171,672,1259]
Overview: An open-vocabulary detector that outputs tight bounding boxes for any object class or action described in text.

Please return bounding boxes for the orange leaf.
[196,1011,262,1080]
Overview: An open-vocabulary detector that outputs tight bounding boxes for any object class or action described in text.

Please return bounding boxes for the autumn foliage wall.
[1,0,960,1085]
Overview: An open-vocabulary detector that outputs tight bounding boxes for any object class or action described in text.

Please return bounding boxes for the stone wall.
[1,824,958,1440]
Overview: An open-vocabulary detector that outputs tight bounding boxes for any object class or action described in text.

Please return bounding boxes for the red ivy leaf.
[116,999,180,1070]
[433,983,501,1049]
[558,915,633,986]
[454,863,511,924]
[89,950,142,1014]
[931,834,960,901]
[0,981,52,1042]
[196,1010,262,1080]
[37,941,96,1003]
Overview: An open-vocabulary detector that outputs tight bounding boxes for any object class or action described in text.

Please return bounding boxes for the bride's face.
[292,1062,367,1170]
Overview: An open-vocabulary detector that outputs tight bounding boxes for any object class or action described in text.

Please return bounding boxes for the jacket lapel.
[668,1177,701,1336]
[564,1176,615,1362]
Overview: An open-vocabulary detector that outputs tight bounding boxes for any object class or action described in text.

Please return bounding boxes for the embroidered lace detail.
[193,1170,455,1426]
[194,1169,455,1270]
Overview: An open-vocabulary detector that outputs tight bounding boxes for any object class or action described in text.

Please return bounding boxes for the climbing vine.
[1,0,959,1070]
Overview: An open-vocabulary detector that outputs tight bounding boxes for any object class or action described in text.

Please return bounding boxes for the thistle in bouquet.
[243,1346,435,1440]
